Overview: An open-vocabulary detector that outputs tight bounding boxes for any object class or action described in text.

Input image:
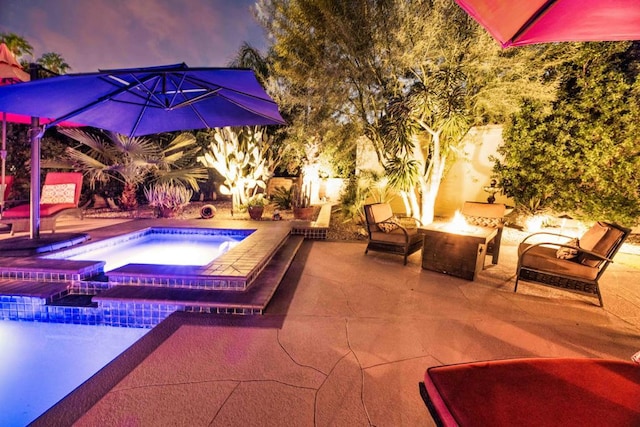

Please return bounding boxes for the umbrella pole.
[29,117,40,239]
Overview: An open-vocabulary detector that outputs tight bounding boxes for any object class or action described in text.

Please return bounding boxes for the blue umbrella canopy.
[0,63,285,240]
[0,63,285,137]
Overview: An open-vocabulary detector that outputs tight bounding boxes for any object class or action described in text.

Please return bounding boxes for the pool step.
[92,235,305,324]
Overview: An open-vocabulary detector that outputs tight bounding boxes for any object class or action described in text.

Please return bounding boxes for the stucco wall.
[435,125,512,217]
[356,126,513,217]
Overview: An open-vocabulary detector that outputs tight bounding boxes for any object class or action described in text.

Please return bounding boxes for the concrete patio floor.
[16,217,640,426]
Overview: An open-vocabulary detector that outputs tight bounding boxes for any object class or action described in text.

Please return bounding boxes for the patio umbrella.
[0,62,285,238]
[0,62,286,137]
[455,0,640,48]
[0,43,30,211]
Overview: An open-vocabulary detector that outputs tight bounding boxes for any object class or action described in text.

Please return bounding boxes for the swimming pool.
[43,227,253,272]
[0,320,147,426]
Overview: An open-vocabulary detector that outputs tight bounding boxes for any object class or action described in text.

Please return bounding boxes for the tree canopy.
[256,0,557,221]
[494,42,640,225]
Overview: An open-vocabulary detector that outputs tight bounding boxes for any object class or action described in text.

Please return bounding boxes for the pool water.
[49,230,247,272]
[0,320,147,426]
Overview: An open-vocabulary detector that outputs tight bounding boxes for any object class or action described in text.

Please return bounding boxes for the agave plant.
[49,129,206,211]
[144,182,193,217]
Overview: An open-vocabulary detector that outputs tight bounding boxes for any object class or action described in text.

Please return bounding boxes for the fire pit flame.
[441,210,478,234]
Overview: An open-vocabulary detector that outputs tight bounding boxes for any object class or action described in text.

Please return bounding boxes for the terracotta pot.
[293,206,315,220]
[200,204,216,219]
[248,206,264,220]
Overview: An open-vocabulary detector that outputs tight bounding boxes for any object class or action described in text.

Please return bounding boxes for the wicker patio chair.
[461,201,506,265]
[515,221,631,306]
[364,203,423,265]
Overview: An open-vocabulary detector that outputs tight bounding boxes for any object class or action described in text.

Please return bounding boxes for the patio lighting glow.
[525,215,545,233]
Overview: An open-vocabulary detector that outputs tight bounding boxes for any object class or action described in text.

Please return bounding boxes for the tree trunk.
[119,182,138,211]
[418,129,445,225]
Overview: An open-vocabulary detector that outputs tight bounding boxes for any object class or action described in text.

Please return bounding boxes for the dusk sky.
[0,0,269,73]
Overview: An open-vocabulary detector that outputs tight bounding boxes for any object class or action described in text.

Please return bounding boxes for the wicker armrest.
[396,215,423,228]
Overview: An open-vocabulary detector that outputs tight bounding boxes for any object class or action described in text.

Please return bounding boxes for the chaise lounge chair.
[0,172,84,235]
[419,357,640,426]
[515,221,630,306]
[363,203,423,265]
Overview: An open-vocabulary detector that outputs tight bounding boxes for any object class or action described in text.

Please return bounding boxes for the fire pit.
[419,212,498,281]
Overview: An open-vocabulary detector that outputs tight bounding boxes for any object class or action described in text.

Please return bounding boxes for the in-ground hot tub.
[42,227,274,290]
[44,227,251,272]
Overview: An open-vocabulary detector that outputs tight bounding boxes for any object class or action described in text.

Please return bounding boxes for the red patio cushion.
[423,358,640,426]
[2,203,77,219]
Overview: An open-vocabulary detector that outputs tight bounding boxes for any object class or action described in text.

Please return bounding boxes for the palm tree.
[228,42,270,85]
[37,52,70,74]
[0,32,33,62]
[49,129,207,211]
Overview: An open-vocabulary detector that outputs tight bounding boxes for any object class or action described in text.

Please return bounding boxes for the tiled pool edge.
[0,220,293,327]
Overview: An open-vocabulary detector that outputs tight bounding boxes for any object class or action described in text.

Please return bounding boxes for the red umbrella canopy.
[455,0,640,48]
[0,43,29,83]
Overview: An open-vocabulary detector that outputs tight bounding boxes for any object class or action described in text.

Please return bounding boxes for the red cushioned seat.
[0,172,84,234]
[420,358,640,426]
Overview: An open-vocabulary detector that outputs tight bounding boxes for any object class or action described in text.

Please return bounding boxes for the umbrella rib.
[170,88,222,110]
[509,0,559,45]
[215,92,286,124]
[129,76,163,137]
[43,73,162,129]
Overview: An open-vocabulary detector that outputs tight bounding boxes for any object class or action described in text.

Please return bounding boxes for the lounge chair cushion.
[40,183,76,204]
[422,358,640,427]
[519,244,599,280]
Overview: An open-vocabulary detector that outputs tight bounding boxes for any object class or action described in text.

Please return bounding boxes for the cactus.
[291,182,311,208]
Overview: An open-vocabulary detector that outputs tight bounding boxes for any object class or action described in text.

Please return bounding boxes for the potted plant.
[244,193,270,220]
[144,182,193,218]
[291,183,315,220]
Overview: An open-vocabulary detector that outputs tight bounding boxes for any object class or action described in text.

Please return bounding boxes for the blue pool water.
[44,227,252,272]
[0,320,147,426]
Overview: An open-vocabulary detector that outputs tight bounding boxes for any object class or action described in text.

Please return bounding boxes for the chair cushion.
[370,227,421,244]
[369,203,393,223]
[40,183,76,204]
[519,243,598,280]
[578,222,625,267]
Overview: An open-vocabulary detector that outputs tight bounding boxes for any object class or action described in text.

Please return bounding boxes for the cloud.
[0,0,266,72]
